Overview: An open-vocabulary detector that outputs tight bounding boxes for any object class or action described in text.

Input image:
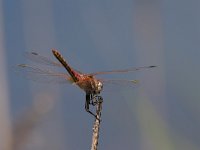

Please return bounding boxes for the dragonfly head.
[95,80,103,94]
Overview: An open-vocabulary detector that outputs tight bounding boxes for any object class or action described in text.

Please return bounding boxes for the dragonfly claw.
[90,95,103,106]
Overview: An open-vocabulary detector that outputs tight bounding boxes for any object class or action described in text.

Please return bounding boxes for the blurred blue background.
[0,0,200,150]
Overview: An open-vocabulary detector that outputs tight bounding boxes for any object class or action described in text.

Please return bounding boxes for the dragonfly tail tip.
[52,49,58,53]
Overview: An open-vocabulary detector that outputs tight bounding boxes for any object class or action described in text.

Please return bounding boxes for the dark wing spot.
[18,64,27,67]
[31,52,38,55]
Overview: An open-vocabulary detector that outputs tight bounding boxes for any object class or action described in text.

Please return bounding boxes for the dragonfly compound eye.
[97,81,103,91]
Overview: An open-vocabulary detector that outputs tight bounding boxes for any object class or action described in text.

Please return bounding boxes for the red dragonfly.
[17,49,156,118]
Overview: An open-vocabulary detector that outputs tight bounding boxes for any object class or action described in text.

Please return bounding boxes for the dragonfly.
[17,49,156,118]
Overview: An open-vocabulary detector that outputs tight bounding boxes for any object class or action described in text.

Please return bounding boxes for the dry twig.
[91,96,103,150]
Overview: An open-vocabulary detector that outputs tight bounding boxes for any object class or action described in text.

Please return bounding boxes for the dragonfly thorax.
[76,76,103,94]
[87,79,103,94]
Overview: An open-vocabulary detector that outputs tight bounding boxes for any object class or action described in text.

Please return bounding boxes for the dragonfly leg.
[93,95,103,112]
[91,94,97,106]
[88,94,95,106]
[85,94,97,118]
[94,95,103,103]
[90,94,103,105]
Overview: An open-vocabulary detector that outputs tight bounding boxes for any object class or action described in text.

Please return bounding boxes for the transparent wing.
[100,78,139,86]
[24,51,63,67]
[88,66,156,76]
[24,51,83,74]
[15,64,74,84]
[98,78,139,92]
